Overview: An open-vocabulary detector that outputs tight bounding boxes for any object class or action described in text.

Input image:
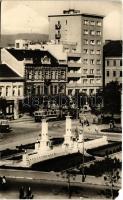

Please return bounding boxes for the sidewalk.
[0,168,121,188]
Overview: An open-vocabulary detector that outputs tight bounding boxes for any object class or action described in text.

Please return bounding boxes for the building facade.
[103,40,122,86]
[48,9,104,95]
[0,64,24,116]
[4,48,67,97]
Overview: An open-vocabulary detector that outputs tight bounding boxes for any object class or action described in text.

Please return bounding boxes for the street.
[0,170,120,199]
[0,114,121,151]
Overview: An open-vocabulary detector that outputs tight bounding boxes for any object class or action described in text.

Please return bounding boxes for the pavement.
[0,168,121,199]
[0,168,121,188]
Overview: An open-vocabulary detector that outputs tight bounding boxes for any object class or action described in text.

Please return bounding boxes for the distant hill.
[1,33,49,47]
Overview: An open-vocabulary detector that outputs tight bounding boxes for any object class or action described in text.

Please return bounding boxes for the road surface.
[0,169,121,199]
[0,115,121,151]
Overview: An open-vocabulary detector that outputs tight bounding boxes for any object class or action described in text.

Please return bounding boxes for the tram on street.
[34,109,60,122]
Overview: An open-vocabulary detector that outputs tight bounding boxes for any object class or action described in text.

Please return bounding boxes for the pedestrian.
[26,186,33,199]
[2,176,7,190]
[0,176,2,188]
[19,186,25,199]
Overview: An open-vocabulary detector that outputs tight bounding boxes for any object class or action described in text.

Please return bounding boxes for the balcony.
[67,52,81,58]
[55,24,61,30]
[55,33,61,40]
[68,62,81,68]
[67,82,81,88]
[67,72,81,78]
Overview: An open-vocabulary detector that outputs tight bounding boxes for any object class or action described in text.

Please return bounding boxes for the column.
[14,98,19,119]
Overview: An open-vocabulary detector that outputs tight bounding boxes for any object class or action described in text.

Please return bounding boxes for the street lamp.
[81,125,86,182]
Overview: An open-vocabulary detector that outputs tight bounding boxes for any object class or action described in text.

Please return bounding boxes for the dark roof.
[48,13,104,18]
[103,40,122,57]
[7,49,57,62]
[0,64,23,79]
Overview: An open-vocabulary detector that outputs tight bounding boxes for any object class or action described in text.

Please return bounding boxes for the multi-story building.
[103,40,122,87]
[0,63,24,116]
[48,9,104,95]
[2,48,67,97]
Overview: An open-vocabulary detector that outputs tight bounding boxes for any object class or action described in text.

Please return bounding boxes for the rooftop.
[48,9,104,18]
[0,64,23,80]
[103,40,122,57]
[7,49,48,61]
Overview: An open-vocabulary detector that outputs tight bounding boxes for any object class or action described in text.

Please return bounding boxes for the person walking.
[19,186,25,199]
[26,186,33,199]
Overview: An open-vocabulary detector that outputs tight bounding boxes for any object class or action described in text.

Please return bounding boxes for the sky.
[1,0,122,41]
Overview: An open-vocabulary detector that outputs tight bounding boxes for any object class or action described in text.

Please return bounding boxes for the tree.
[104,169,120,199]
[60,170,76,199]
[103,81,121,116]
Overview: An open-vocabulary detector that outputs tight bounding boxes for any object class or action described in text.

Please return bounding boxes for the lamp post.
[81,125,86,182]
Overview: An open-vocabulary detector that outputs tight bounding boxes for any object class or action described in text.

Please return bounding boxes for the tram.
[34,109,60,122]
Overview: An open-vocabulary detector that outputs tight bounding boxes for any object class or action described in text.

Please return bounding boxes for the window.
[96,50,101,55]
[107,71,109,77]
[97,60,101,65]
[66,20,67,25]
[90,40,95,45]
[120,71,122,77]
[18,86,21,96]
[83,49,88,54]
[54,85,58,94]
[113,60,116,66]
[90,69,94,74]
[97,21,101,26]
[55,71,58,79]
[13,86,16,96]
[90,49,95,55]
[29,71,32,79]
[97,69,101,75]
[89,89,94,95]
[120,59,122,66]
[83,69,88,74]
[113,71,116,77]
[84,39,88,45]
[84,20,89,25]
[96,79,101,83]
[50,85,53,95]
[84,30,89,35]
[61,71,65,79]
[34,71,38,80]
[90,30,95,35]
[97,40,101,45]
[83,59,88,64]
[51,71,54,79]
[90,79,94,84]
[16,43,19,48]
[107,60,109,66]
[97,31,101,36]
[90,59,94,65]
[6,87,9,96]
[90,21,95,26]
[83,79,87,84]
